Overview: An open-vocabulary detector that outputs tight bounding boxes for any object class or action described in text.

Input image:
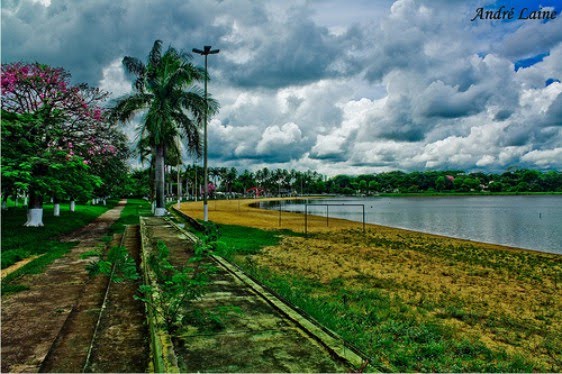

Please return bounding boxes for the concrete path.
[142,216,363,373]
[1,201,125,373]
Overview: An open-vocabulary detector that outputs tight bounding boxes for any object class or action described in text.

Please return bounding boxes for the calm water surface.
[262,196,562,254]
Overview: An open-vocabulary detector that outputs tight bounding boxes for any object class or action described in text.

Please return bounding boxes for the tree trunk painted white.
[70,201,76,212]
[25,189,44,226]
[53,203,60,216]
[25,208,44,227]
[177,164,182,205]
[154,144,166,216]
[24,197,28,206]
[151,200,156,214]
[154,207,167,216]
[102,199,106,206]
[1,201,7,210]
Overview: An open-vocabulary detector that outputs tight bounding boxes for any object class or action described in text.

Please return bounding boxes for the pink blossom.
[92,107,102,121]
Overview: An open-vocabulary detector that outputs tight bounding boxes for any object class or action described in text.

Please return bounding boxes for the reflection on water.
[261,196,562,254]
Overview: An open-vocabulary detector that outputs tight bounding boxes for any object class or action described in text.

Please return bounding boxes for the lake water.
[260,196,562,254]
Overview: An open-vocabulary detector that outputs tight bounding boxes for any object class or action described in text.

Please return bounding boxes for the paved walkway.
[142,216,362,373]
[1,202,125,373]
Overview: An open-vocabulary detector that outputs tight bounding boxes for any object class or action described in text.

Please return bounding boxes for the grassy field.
[180,199,562,372]
[1,202,117,269]
[1,201,124,295]
[109,198,152,235]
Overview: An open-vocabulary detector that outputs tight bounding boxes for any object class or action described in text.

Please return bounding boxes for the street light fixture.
[192,45,219,222]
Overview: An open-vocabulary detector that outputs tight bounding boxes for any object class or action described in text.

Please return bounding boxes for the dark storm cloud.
[2,0,365,91]
[3,0,562,173]
[545,92,562,126]
[498,16,562,60]
[499,123,534,147]
[219,15,365,89]
[2,0,218,85]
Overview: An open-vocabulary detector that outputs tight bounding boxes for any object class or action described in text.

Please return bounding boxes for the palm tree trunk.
[154,144,167,216]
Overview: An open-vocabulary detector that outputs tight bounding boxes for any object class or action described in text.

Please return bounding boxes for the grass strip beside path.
[1,202,118,269]
[108,198,153,235]
[1,201,118,295]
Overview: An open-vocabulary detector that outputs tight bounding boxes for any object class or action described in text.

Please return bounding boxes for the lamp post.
[192,45,219,222]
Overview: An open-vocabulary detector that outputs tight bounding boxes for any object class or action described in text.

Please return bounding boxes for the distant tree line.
[326,169,562,194]
[123,167,562,199]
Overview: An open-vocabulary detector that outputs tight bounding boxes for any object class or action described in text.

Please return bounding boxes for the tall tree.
[111,40,218,216]
[1,62,114,226]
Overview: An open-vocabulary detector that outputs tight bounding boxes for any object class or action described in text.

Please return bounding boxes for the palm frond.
[172,111,202,157]
[148,40,163,68]
[122,56,146,77]
[109,93,152,124]
[122,57,147,93]
[180,90,220,120]
[135,134,154,163]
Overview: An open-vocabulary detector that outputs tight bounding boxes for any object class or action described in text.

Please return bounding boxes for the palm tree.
[209,167,221,191]
[111,40,218,216]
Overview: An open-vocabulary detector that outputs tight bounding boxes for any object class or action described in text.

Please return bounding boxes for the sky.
[2,0,562,176]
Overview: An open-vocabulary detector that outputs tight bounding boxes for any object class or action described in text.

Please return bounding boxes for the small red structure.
[246,186,265,197]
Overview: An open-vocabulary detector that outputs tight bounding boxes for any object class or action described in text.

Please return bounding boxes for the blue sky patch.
[514,52,549,71]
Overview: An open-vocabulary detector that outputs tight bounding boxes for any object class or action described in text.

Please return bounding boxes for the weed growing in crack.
[137,239,218,333]
[86,245,139,283]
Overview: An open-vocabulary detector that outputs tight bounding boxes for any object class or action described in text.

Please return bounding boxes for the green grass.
[178,217,550,372]
[239,269,538,372]
[1,199,153,297]
[1,202,117,269]
[108,198,153,235]
[1,242,76,295]
[191,220,302,260]
[1,201,117,295]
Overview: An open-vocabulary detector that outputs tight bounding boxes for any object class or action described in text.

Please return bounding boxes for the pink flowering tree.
[1,62,124,226]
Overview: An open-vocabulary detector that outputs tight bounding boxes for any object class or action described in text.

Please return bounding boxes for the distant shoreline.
[177,198,561,257]
[377,191,562,198]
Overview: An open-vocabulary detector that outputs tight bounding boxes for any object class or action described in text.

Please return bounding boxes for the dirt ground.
[1,255,41,279]
[179,198,562,370]
[86,225,148,373]
[1,202,125,373]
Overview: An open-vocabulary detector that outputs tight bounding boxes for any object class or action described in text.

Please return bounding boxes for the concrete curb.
[212,255,367,370]
[139,217,180,373]
[165,213,369,371]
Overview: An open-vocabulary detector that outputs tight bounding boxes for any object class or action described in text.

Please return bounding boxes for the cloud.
[545,91,562,126]
[521,148,562,168]
[2,0,562,175]
[98,59,131,98]
[256,122,304,160]
[498,14,562,60]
